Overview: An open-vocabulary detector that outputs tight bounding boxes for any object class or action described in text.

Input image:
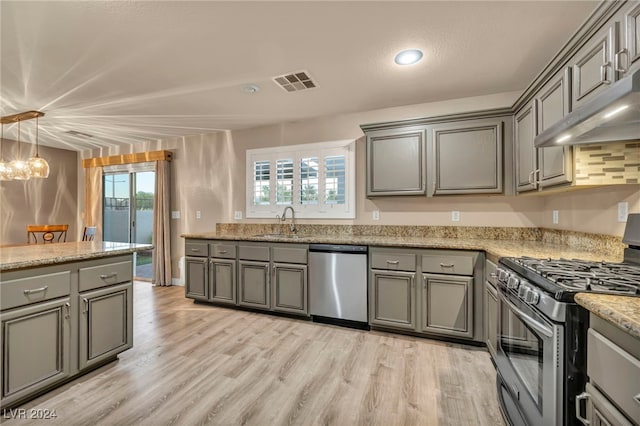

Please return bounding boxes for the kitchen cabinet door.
[536,69,573,188]
[185,256,208,301]
[369,270,416,331]
[429,117,504,195]
[78,282,133,371]
[571,22,619,111]
[272,263,308,315]
[421,274,473,339]
[238,260,270,310]
[209,258,236,305]
[1,298,71,406]
[617,2,640,76]
[366,127,426,196]
[485,281,498,360]
[515,101,538,193]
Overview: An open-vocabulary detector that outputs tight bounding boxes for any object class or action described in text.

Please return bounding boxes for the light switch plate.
[196,210,201,219]
[234,211,243,220]
[618,202,628,222]
[552,210,559,224]
[373,210,380,221]
[451,211,460,222]
[171,211,180,219]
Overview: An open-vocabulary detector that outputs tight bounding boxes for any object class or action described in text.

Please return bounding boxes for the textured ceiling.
[0,1,597,151]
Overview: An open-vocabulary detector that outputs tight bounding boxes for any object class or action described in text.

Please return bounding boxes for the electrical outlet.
[171,211,180,219]
[451,211,460,222]
[373,210,380,221]
[234,211,243,220]
[196,210,201,220]
[552,210,559,224]
[618,202,629,222]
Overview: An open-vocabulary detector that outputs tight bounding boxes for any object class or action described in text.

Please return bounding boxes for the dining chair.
[26,224,69,244]
[82,226,97,241]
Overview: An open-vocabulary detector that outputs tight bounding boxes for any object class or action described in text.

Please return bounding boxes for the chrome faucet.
[280,206,296,233]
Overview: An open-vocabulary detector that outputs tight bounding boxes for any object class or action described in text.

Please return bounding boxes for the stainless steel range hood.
[534,69,640,147]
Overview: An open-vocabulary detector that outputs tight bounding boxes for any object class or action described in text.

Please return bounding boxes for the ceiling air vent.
[273,70,317,93]
[65,130,94,138]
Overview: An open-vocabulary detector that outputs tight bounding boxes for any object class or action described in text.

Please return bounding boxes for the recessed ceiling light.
[241,84,260,94]
[394,49,423,66]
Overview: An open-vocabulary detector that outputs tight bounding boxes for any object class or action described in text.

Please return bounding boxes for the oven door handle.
[501,293,554,338]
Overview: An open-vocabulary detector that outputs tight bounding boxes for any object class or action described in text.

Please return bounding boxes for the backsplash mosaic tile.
[575,141,640,184]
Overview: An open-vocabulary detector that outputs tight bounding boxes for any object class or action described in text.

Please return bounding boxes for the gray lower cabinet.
[185,256,208,301]
[485,280,498,359]
[272,263,307,315]
[238,260,270,309]
[366,127,426,196]
[429,117,505,195]
[209,258,236,305]
[78,282,133,371]
[369,270,416,331]
[420,274,473,339]
[0,298,71,406]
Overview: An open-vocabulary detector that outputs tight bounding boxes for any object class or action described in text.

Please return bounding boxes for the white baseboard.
[171,278,185,286]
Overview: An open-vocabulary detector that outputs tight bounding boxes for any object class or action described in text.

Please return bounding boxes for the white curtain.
[153,160,172,286]
[84,167,103,241]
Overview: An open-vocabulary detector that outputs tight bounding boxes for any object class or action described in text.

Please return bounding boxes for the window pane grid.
[276,159,293,205]
[325,155,345,204]
[253,160,270,205]
[300,157,319,205]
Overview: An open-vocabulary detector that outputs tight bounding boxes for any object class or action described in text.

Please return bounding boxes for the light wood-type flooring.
[2,282,505,426]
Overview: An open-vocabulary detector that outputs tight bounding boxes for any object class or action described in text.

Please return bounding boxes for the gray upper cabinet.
[571,21,619,111]
[536,69,573,188]
[515,101,538,192]
[366,127,426,196]
[619,1,640,75]
[429,117,505,195]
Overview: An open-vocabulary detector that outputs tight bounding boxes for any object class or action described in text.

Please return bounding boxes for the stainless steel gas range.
[493,214,640,426]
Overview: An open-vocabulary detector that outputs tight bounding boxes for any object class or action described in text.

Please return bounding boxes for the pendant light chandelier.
[0,110,48,181]
[0,123,15,181]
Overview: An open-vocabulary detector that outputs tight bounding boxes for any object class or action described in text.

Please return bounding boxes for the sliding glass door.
[103,167,155,280]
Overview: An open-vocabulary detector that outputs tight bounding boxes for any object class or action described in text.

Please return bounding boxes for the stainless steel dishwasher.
[308,244,368,326]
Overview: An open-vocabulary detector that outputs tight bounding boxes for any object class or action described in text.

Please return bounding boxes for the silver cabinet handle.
[410,276,415,289]
[64,302,71,319]
[614,48,629,73]
[100,273,117,280]
[490,272,498,278]
[575,392,590,425]
[23,285,48,295]
[528,170,535,185]
[82,298,89,314]
[218,250,228,254]
[534,168,541,185]
[634,393,640,406]
[190,248,200,252]
[600,61,611,84]
[439,263,454,268]
[386,260,400,265]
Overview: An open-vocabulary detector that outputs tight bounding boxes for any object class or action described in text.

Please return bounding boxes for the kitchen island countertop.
[182,231,623,264]
[0,241,153,272]
[575,293,640,340]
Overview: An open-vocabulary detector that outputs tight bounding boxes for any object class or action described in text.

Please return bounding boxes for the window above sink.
[245,139,356,219]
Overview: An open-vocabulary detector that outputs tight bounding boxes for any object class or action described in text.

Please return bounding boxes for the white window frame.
[246,139,356,219]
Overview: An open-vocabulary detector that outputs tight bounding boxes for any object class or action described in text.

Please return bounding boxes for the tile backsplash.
[575,141,640,184]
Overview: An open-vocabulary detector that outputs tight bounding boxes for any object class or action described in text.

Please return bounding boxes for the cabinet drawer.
[185,241,208,257]
[272,245,308,264]
[209,243,236,259]
[422,253,474,276]
[1,272,71,311]
[587,329,640,422]
[239,244,270,261]
[79,261,133,292]
[371,252,416,271]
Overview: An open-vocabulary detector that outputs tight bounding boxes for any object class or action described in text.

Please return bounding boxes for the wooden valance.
[82,150,172,168]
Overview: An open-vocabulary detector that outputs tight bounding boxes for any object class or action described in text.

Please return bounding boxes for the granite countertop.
[0,241,154,272]
[575,294,640,340]
[181,231,623,264]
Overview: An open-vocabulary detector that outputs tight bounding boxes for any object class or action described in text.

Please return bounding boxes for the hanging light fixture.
[28,116,49,178]
[0,123,15,181]
[0,110,46,181]
[9,121,31,181]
